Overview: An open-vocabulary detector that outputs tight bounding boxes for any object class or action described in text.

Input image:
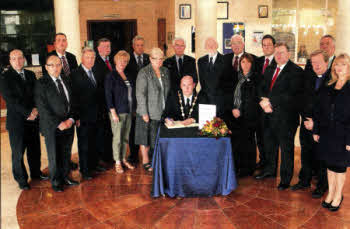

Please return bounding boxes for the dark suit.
[163,55,198,91]
[92,54,114,162]
[255,56,277,166]
[297,67,330,188]
[35,74,77,187]
[71,65,105,176]
[1,67,42,186]
[258,60,304,185]
[124,52,150,164]
[198,53,225,117]
[163,90,209,121]
[42,50,78,77]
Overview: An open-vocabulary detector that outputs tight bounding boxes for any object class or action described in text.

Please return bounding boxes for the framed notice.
[179,4,191,19]
[217,1,229,19]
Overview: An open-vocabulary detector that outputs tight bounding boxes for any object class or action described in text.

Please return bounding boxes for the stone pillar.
[336,0,350,55]
[195,0,217,59]
[54,0,81,62]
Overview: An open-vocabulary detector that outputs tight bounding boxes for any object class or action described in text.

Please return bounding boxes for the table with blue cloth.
[152,125,237,197]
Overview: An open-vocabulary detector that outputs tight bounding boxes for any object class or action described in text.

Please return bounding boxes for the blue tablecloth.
[152,136,237,197]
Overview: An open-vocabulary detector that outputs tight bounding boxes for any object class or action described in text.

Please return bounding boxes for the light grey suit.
[136,64,171,121]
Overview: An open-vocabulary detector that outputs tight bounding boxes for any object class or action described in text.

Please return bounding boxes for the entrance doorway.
[87,20,137,55]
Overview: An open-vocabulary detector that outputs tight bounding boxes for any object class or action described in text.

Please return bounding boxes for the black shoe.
[32,172,49,181]
[19,183,31,190]
[255,161,265,169]
[94,165,106,173]
[255,172,275,180]
[52,185,63,192]
[63,178,79,186]
[329,196,344,212]
[278,183,290,191]
[290,182,311,191]
[321,200,332,209]
[82,173,93,180]
[70,161,78,170]
[312,187,327,199]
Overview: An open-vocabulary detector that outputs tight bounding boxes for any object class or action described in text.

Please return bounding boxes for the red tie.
[105,59,112,71]
[233,56,239,72]
[269,67,280,91]
[262,58,270,74]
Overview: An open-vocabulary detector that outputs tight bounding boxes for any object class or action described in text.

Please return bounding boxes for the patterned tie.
[56,78,69,112]
[233,56,239,72]
[262,58,270,74]
[87,70,96,87]
[269,67,280,91]
[19,72,26,80]
[105,59,112,71]
[61,56,70,76]
[137,55,143,70]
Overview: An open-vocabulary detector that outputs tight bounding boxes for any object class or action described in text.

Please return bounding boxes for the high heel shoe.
[329,196,344,212]
[123,160,135,170]
[321,200,332,209]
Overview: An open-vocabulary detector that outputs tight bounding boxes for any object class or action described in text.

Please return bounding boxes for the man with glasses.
[164,37,197,92]
[35,55,79,192]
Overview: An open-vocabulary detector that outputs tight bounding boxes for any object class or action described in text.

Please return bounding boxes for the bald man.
[1,49,48,190]
[35,55,79,192]
[163,75,208,125]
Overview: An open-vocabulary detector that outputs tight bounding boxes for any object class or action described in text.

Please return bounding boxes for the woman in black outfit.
[231,53,259,177]
[313,53,350,211]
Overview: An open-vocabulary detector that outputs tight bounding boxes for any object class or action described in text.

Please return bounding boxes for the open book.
[165,121,199,129]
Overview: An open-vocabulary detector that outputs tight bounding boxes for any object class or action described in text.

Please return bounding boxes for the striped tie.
[61,56,70,76]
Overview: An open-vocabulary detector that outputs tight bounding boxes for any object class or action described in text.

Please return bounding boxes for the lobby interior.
[1,0,350,228]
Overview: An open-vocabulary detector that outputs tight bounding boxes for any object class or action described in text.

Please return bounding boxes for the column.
[336,0,350,55]
[195,0,217,59]
[54,0,81,62]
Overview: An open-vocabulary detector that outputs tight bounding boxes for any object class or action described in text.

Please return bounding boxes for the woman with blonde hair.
[313,53,350,211]
[135,47,171,172]
[105,50,136,173]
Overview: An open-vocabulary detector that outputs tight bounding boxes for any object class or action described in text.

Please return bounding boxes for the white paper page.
[198,104,216,129]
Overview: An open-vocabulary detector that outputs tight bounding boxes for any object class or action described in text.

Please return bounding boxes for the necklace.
[178,90,198,120]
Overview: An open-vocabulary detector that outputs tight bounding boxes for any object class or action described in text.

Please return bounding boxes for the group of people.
[1,31,349,211]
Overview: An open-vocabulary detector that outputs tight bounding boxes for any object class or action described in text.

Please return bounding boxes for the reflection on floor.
[1,123,350,229]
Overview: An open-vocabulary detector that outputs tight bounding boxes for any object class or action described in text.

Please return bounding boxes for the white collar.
[56,51,66,58]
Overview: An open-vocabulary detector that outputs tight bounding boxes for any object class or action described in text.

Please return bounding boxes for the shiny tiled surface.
[1,121,350,229]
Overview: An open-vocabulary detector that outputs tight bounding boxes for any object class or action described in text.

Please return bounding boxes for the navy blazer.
[105,70,136,114]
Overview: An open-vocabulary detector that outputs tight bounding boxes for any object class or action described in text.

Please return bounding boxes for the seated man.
[163,75,208,126]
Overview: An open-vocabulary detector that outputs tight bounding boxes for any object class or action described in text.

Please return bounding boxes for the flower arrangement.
[199,117,231,137]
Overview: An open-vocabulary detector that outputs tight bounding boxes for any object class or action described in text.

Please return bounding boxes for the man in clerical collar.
[163,75,208,126]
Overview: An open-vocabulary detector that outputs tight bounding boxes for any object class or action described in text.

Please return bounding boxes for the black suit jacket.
[42,50,78,77]
[255,56,277,76]
[258,60,304,128]
[163,55,198,91]
[34,74,77,136]
[125,53,150,83]
[71,65,104,122]
[1,67,37,131]
[163,90,209,121]
[198,53,225,97]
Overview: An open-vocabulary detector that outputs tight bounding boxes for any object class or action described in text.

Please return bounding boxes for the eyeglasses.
[46,64,62,68]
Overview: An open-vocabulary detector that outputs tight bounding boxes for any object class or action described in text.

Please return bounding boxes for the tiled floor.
[1,121,350,229]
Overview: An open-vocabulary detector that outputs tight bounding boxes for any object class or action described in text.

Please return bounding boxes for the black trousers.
[96,117,113,162]
[299,123,328,188]
[263,121,297,185]
[231,119,257,175]
[127,114,140,163]
[44,128,74,186]
[256,109,266,164]
[8,122,41,185]
[77,121,99,176]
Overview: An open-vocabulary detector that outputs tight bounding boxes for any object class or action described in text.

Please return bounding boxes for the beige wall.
[79,0,175,55]
[174,0,273,58]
